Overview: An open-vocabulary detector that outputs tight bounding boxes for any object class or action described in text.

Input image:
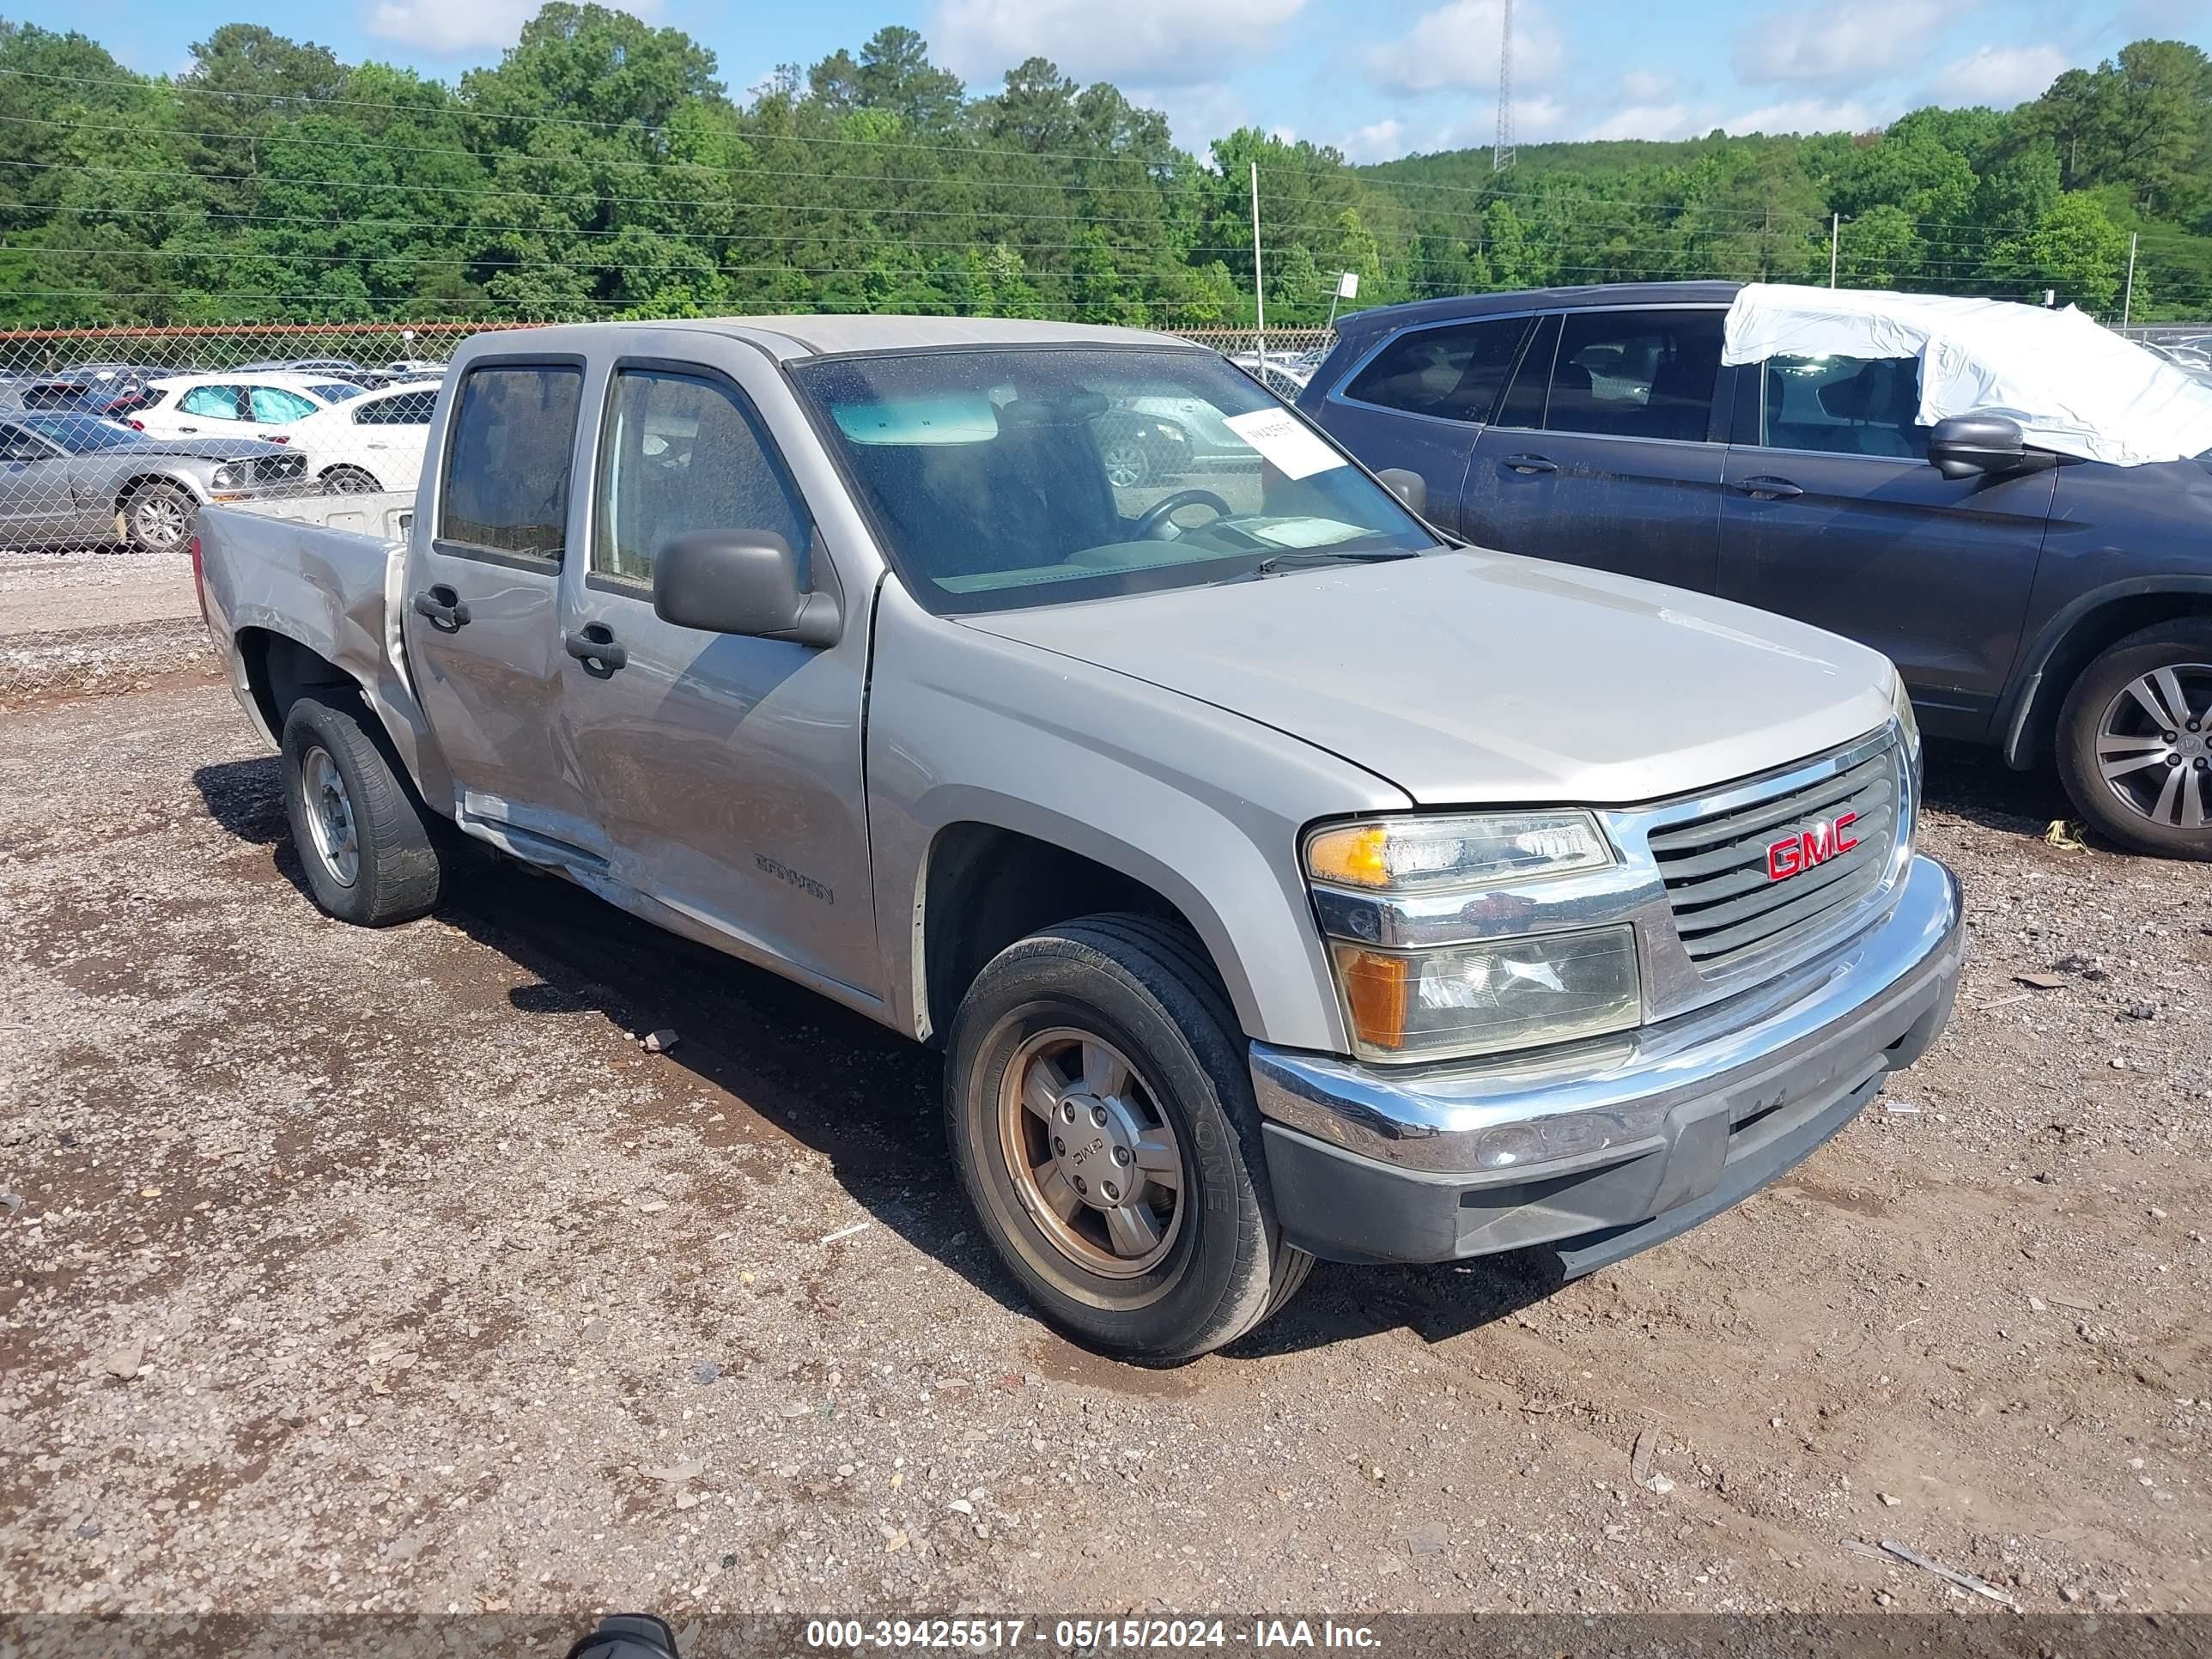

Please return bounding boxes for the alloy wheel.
[997,1027,1184,1279]
[132,490,189,549]
[2094,663,2212,831]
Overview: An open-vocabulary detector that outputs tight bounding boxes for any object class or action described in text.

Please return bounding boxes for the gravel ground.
[3,556,2210,1621]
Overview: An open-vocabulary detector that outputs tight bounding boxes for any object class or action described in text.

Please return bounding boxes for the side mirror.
[1376,467,1429,516]
[1928,414,2043,481]
[653,529,841,647]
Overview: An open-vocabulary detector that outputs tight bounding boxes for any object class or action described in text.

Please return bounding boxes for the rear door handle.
[564,621,627,675]
[177,426,198,434]
[1503,453,1558,475]
[1730,476,1805,500]
[411,585,470,630]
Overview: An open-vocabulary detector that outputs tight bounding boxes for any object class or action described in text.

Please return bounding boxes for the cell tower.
[1492,0,1516,172]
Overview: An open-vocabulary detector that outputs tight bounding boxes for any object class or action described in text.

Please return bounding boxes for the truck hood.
[963,550,1899,806]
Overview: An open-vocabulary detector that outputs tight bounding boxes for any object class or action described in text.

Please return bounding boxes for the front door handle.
[1503,453,1558,475]
[564,621,627,675]
[411,585,470,631]
[1730,476,1805,500]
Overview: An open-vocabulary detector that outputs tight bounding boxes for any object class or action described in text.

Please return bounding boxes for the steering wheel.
[1135,489,1235,541]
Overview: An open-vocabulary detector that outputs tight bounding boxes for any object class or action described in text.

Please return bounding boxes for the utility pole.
[1493,0,1516,172]
[1249,161,1267,371]
[2123,231,2138,329]
[1829,212,1840,288]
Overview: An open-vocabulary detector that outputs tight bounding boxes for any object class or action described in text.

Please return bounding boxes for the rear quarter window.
[437,365,583,562]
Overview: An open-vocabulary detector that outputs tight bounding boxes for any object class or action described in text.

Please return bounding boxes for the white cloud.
[1583,104,1699,141]
[1722,95,1889,135]
[1126,81,1254,153]
[933,0,1305,88]
[1731,0,1948,85]
[362,0,661,53]
[1364,0,1564,96]
[1620,69,1674,103]
[1935,43,2067,106]
[1339,118,1407,162]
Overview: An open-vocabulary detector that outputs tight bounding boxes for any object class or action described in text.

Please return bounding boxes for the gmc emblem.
[1766,811,1860,881]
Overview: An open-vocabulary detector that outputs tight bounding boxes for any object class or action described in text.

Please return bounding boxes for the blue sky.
[28,0,2212,163]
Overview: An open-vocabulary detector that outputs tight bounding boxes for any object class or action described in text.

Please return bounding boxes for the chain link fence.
[0,321,1340,553]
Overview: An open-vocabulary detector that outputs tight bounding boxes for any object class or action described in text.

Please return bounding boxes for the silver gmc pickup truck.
[192,317,1962,1361]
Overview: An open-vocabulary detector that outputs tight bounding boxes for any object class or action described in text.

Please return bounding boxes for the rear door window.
[1759,356,1930,459]
[1341,317,1532,422]
[438,364,583,563]
[1544,309,1724,443]
[248,386,319,422]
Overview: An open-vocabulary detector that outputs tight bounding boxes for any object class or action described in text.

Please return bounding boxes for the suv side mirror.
[653,529,841,647]
[1376,467,1428,516]
[1928,414,2050,481]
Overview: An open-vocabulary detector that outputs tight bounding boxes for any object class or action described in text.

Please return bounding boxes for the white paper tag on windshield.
[1222,408,1347,481]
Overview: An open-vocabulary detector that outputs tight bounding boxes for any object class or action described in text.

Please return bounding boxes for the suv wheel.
[946,914,1312,1362]
[2055,619,2212,859]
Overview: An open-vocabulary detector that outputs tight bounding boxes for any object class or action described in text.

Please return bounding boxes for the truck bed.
[193,492,445,792]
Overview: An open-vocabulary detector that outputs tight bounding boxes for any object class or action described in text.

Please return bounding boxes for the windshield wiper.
[1249,548,1423,578]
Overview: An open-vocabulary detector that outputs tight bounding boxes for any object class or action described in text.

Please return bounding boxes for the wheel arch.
[1999,580,2212,769]
[111,469,204,518]
[915,818,1255,1050]
[234,626,371,744]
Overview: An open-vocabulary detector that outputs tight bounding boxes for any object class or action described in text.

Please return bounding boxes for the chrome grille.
[1648,737,1902,970]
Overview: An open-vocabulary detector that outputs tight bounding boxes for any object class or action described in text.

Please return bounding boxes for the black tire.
[320,465,381,495]
[279,690,448,924]
[946,913,1312,1362]
[120,480,195,551]
[2054,619,2212,860]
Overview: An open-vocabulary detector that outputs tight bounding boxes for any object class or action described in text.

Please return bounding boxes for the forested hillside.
[0,7,2206,328]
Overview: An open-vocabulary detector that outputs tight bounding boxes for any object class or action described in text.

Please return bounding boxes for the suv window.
[356,390,435,426]
[248,386,319,422]
[592,369,811,589]
[1341,317,1530,422]
[439,365,582,562]
[1545,309,1723,443]
[1760,355,1930,459]
[179,385,245,420]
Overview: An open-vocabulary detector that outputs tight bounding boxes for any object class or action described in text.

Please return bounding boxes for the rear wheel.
[320,465,380,495]
[946,914,1311,1362]
[2055,620,2212,859]
[280,690,448,923]
[121,481,194,550]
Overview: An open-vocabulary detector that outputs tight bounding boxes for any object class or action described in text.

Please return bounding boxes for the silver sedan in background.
[0,411,308,550]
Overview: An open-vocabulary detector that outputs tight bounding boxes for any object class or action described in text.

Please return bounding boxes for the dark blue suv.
[1299,281,2212,859]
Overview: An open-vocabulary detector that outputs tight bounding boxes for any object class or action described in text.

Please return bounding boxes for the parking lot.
[3,549,2209,1618]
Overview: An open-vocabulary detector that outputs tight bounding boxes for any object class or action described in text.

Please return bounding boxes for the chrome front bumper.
[1249,854,1962,1267]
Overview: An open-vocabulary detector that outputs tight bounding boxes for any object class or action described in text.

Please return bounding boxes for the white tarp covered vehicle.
[1722,283,2212,467]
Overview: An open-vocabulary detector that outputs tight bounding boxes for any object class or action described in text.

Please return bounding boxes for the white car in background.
[118,373,361,447]
[286,381,439,495]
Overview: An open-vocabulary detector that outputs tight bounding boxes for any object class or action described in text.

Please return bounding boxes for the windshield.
[791,346,1437,614]
[20,412,147,452]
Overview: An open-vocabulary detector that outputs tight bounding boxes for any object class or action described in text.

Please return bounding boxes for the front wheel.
[121,481,195,550]
[2055,619,2212,859]
[946,914,1311,1362]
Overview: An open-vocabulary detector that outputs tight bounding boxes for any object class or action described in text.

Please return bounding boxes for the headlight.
[1305,811,1613,892]
[1328,926,1642,1062]
[210,465,238,488]
[1890,672,1922,775]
